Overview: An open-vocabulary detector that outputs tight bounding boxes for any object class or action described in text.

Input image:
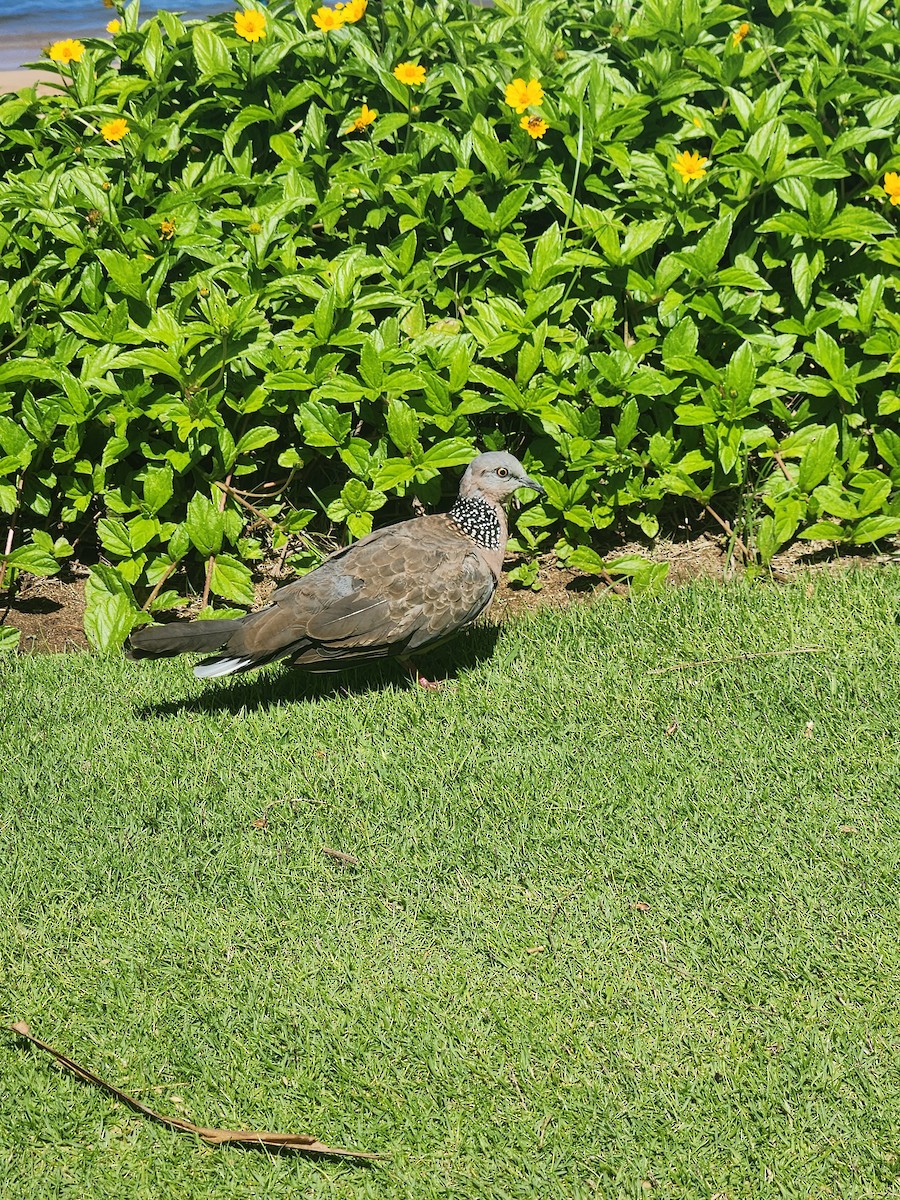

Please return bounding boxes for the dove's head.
[458,451,546,505]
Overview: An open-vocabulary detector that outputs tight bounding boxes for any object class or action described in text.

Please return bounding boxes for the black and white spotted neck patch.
[449,496,502,550]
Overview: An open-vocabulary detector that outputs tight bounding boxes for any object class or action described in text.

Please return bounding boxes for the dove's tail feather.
[193,650,288,679]
[125,618,241,661]
[193,654,258,679]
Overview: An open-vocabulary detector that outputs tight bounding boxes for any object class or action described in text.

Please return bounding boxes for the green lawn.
[2,570,900,1199]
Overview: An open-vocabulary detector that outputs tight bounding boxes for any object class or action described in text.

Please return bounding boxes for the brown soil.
[4,530,898,655]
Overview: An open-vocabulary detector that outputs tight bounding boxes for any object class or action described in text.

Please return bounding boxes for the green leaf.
[757,212,811,236]
[723,343,755,411]
[186,493,225,557]
[0,414,32,459]
[97,518,133,559]
[797,426,839,493]
[313,288,336,341]
[420,439,475,469]
[0,625,20,652]
[567,546,606,574]
[359,339,384,390]
[685,215,733,277]
[117,347,183,383]
[790,250,824,309]
[755,515,778,565]
[471,115,508,180]
[4,543,60,577]
[235,426,279,457]
[386,401,420,455]
[613,399,639,450]
[813,485,858,521]
[342,479,386,514]
[495,185,531,231]
[456,191,494,233]
[96,250,147,302]
[621,218,668,263]
[662,318,698,363]
[813,329,847,385]
[822,208,893,241]
[850,516,900,544]
[209,554,255,606]
[84,565,142,652]
[144,464,174,515]
[798,521,849,541]
[192,26,234,79]
[374,459,417,490]
[297,401,351,449]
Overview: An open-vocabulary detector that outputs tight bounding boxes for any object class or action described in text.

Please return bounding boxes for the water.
[0,1,229,69]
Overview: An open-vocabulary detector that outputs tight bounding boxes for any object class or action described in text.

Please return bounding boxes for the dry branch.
[8,1021,380,1160]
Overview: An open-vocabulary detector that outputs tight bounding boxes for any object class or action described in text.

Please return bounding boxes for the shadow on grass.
[133,624,502,719]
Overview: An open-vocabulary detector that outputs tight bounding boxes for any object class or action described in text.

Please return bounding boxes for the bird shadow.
[132,624,502,719]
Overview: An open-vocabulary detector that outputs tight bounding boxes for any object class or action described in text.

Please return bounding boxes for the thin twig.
[7,1021,379,1159]
[598,569,629,596]
[772,451,792,481]
[648,646,825,675]
[508,1068,529,1109]
[761,42,784,84]
[703,503,750,561]
[141,561,178,612]
[322,846,359,867]
[275,536,293,579]
[214,480,278,529]
[546,883,585,942]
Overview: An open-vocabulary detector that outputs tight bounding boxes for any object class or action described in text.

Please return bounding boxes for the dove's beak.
[522,476,546,496]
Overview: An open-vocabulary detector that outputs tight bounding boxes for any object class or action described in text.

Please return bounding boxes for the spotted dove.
[126,451,545,681]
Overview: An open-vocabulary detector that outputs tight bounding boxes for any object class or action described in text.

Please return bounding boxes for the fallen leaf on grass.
[665,722,679,736]
[322,846,359,866]
[839,824,858,834]
[8,1022,380,1160]
[632,902,651,912]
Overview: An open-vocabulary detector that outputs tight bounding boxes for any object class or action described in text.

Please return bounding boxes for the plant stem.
[201,469,233,609]
[0,475,25,594]
[561,103,584,246]
[142,561,178,611]
[403,89,412,153]
[214,480,278,529]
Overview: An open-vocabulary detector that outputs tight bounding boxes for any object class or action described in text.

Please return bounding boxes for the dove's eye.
[497,467,509,478]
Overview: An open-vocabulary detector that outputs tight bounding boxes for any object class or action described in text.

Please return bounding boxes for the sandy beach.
[0,67,62,96]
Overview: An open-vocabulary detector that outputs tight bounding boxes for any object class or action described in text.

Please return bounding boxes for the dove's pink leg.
[404,661,444,691]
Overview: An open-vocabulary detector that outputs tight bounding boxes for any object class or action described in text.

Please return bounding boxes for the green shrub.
[0,0,899,650]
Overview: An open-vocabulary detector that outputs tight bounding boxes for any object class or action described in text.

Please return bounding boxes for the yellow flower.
[247,221,262,234]
[342,103,377,134]
[520,114,548,140]
[159,219,176,240]
[234,8,267,42]
[312,6,345,31]
[341,0,367,22]
[884,172,900,206]
[732,22,750,46]
[100,117,129,142]
[692,115,703,128]
[505,77,544,114]
[673,150,708,182]
[393,61,426,86]
[107,19,121,35]
[48,39,85,65]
